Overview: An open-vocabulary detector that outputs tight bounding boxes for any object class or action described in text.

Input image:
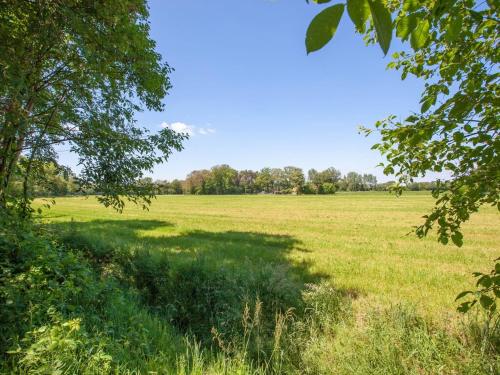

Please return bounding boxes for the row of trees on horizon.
[10,161,440,198]
[149,165,439,195]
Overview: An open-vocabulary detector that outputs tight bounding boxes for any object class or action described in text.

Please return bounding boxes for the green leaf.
[493,275,500,286]
[451,232,463,247]
[347,0,370,32]
[445,16,462,42]
[453,132,464,143]
[479,294,494,309]
[368,0,393,55]
[306,4,345,54]
[439,235,449,245]
[405,115,419,122]
[449,97,470,119]
[455,290,472,300]
[477,275,493,288]
[396,14,418,41]
[403,0,420,12]
[421,98,433,113]
[410,18,430,50]
[457,301,471,313]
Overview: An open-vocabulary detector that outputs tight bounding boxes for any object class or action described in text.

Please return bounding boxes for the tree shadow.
[50,218,360,347]
[51,219,329,283]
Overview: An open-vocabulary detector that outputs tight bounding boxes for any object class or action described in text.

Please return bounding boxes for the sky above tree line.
[59,0,428,182]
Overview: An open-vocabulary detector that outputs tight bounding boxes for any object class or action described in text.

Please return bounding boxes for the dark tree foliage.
[0,0,187,213]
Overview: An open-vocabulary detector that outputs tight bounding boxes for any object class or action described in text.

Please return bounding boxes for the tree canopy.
[306,0,499,246]
[0,0,186,213]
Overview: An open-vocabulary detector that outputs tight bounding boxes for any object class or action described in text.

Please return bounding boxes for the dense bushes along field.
[1,209,497,374]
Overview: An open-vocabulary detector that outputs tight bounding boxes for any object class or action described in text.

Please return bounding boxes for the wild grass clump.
[463,309,500,362]
[316,305,499,375]
[160,260,302,343]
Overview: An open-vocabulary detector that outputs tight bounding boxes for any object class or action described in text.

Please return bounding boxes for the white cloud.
[161,121,193,136]
[160,122,215,136]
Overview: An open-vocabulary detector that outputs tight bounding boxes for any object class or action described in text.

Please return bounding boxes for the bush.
[320,183,336,194]
[0,212,182,373]
[10,316,112,374]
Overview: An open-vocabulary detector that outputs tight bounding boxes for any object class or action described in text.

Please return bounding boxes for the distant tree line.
[11,161,440,197]
[147,165,439,195]
[8,158,80,199]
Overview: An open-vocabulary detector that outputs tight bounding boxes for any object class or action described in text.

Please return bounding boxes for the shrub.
[320,183,336,194]
[0,213,182,373]
[10,316,112,374]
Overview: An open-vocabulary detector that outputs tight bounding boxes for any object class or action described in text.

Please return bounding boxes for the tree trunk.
[0,100,33,207]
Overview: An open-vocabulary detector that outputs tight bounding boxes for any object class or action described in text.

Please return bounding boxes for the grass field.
[39,192,498,318]
[29,192,499,373]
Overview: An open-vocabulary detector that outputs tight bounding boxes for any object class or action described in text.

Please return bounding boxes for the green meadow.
[20,192,496,373]
[40,192,498,318]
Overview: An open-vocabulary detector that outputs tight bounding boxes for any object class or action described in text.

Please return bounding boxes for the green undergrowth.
[0,214,497,374]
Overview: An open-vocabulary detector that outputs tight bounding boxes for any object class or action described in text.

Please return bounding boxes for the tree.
[0,0,186,213]
[322,182,337,194]
[10,157,79,198]
[185,170,211,195]
[255,168,273,193]
[344,171,364,191]
[305,0,499,245]
[308,167,341,193]
[284,166,305,194]
[271,168,288,194]
[208,165,238,194]
[170,179,184,195]
[362,174,377,190]
[154,179,183,195]
[320,167,342,185]
[307,168,321,193]
[238,170,257,194]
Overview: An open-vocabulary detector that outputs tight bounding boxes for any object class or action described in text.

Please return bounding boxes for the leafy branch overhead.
[306,0,500,246]
[306,0,392,55]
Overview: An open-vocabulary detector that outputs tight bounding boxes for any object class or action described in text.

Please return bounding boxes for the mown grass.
[40,192,498,317]
[16,191,497,374]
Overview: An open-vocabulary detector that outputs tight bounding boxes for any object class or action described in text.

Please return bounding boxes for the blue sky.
[62,0,426,182]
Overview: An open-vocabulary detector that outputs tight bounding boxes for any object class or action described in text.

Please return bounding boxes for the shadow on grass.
[50,218,359,344]
[51,218,330,283]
